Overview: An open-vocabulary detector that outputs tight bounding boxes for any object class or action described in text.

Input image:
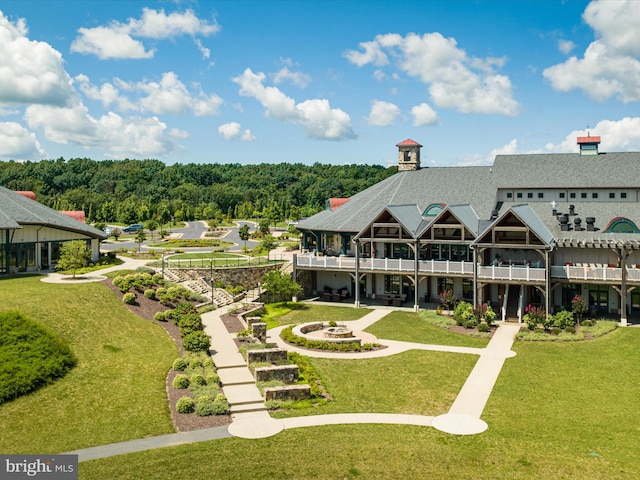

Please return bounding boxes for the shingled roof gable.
[0,186,107,238]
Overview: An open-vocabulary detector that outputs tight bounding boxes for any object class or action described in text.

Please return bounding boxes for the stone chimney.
[396,139,422,171]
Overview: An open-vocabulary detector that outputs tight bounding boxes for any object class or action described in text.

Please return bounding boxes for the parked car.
[122,223,143,233]
[104,226,114,235]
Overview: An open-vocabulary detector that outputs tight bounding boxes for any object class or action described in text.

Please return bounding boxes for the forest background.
[0,158,395,225]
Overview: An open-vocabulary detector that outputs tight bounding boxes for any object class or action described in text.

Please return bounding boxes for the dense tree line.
[0,158,396,224]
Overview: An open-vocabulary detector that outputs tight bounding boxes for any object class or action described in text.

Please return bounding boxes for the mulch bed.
[446,323,498,338]
[104,279,231,432]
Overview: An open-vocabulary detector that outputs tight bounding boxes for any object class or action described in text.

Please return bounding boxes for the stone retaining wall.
[264,385,310,402]
[183,264,282,289]
[246,348,288,364]
[255,364,299,383]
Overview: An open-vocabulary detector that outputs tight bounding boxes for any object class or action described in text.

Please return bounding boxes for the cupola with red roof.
[396,138,422,171]
[577,133,601,156]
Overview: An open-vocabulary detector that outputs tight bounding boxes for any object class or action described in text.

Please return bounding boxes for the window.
[527,192,533,199]
[538,192,544,199]
[570,192,576,199]
[516,192,523,199]
[605,218,640,234]
[559,192,565,199]
[592,192,598,199]
[609,192,615,199]
[581,192,587,199]
[437,277,454,296]
[621,192,627,199]
[506,192,512,199]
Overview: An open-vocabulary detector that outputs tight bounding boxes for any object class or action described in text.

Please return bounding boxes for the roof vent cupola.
[577,134,601,156]
[396,139,422,171]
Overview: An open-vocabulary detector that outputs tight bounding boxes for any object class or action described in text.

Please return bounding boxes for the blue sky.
[1,0,640,166]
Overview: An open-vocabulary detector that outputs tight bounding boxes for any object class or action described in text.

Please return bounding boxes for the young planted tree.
[261,234,277,261]
[135,229,147,253]
[261,269,303,305]
[238,224,250,252]
[56,240,91,279]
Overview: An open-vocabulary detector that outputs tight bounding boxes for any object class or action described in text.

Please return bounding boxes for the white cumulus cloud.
[558,39,576,55]
[233,68,356,141]
[0,122,45,160]
[24,102,178,158]
[218,122,255,141]
[345,32,519,116]
[272,67,311,88]
[0,12,75,106]
[367,100,400,126]
[544,118,640,153]
[410,102,438,126]
[71,8,219,60]
[76,72,223,116]
[543,0,640,103]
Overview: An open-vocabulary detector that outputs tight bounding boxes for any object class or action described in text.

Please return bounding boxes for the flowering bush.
[439,289,457,310]
[571,295,588,323]
[524,304,548,330]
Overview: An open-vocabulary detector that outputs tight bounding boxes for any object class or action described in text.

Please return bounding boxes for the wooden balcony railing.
[295,254,640,283]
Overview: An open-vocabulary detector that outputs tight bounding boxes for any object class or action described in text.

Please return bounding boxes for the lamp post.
[210,259,213,305]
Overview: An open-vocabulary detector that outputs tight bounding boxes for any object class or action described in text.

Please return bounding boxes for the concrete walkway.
[53,255,521,458]
[40,256,153,284]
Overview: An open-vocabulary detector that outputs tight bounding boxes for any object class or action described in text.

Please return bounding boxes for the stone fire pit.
[323,326,354,339]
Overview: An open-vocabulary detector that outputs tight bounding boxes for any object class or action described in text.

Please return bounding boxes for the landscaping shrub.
[202,358,215,369]
[0,311,76,404]
[550,327,562,335]
[154,311,166,322]
[172,358,187,371]
[188,357,203,369]
[113,275,134,293]
[463,320,475,329]
[195,398,216,416]
[122,292,136,304]
[176,396,195,414]
[144,289,156,300]
[553,310,574,329]
[183,331,211,352]
[524,304,548,330]
[281,326,361,352]
[152,273,164,284]
[454,302,473,326]
[212,394,230,415]
[581,320,594,327]
[206,373,220,386]
[190,374,206,386]
[172,374,190,389]
[477,322,490,333]
[565,326,576,334]
[176,313,203,337]
[174,301,198,315]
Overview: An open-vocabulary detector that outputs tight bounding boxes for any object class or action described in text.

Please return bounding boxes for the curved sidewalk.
[64,303,520,461]
[41,256,153,284]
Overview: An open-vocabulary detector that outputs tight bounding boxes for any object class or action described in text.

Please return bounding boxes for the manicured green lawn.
[0,276,177,454]
[273,349,477,418]
[80,325,640,479]
[261,302,371,330]
[365,310,490,348]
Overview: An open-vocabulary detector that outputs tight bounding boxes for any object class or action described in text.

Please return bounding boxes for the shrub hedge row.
[0,311,76,404]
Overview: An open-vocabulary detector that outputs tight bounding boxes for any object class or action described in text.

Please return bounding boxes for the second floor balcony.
[295,253,640,284]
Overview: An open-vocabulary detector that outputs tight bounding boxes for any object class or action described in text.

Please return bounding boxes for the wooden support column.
[544,249,550,320]
[354,239,360,308]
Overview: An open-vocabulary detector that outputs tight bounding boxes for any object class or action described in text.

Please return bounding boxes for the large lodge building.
[294,137,640,326]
